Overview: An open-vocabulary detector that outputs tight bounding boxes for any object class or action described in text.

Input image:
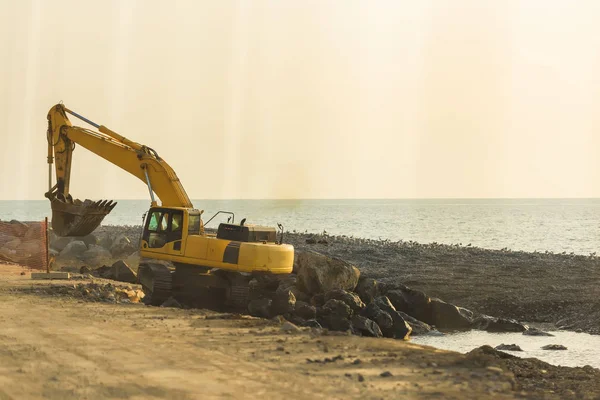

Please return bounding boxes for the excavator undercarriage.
[137,262,252,310]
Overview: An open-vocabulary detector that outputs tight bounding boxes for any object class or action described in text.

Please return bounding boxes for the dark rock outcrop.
[351,315,382,337]
[294,301,317,320]
[473,315,528,333]
[362,302,394,333]
[495,344,524,352]
[324,289,365,312]
[248,298,272,318]
[429,298,473,330]
[371,296,412,340]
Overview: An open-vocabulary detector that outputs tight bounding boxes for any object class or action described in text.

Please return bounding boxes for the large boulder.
[271,290,296,316]
[110,234,137,257]
[396,311,432,335]
[351,316,382,337]
[59,241,88,258]
[385,287,432,323]
[248,298,272,318]
[104,260,138,284]
[50,236,74,252]
[428,298,473,330]
[81,234,98,247]
[3,238,22,250]
[318,315,353,332]
[294,301,317,320]
[19,240,43,256]
[317,299,354,332]
[81,244,112,262]
[324,289,365,312]
[362,302,394,333]
[7,221,28,237]
[372,296,412,340]
[473,315,528,332]
[319,299,353,319]
[295,251,360,295]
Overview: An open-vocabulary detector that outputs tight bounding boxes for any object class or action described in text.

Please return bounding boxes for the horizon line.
[4,197,600,201]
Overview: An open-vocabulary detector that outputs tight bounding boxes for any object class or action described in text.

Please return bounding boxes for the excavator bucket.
[50,197,117,237]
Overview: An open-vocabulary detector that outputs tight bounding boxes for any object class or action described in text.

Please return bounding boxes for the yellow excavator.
[46,103,294,307]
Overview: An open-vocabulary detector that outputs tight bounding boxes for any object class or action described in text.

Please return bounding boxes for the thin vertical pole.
[45,217,50,273]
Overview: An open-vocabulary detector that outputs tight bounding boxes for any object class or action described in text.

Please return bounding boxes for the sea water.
[2,198,600,255]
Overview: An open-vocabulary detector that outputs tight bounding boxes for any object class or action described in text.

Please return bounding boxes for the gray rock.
[495,344,524,352]
[473,315,528,333]
[294,301,317,320]
[351,315,382,337]
[320,299,353,319]
[542,344,567,350]
[362,302,394,333]
[248,298,272,318]
[59,241,88,258]
[385,287,432,323]
[50,236,74,252]
[429,298,472,330]
[81,234,98,247]
[295,251,360,295]
[324,289,365,312]
[372,296,412,340]
[81,244,112,262]
[523,328,554,337]
[110,234,136,257]
[105,260,138,284]
[319,315,353,332]
[396,311,432,335]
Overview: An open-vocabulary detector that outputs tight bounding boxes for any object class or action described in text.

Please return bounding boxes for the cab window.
[159,213,169,232]
[147,211,160,231]
[188,214,200,235]
[172,213,183,232]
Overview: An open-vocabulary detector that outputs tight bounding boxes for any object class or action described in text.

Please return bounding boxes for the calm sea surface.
[1,199,600,255]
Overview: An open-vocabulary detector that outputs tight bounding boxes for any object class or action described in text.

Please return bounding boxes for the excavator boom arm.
[46,104,193,235]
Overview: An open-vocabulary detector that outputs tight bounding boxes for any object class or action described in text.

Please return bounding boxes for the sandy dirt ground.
[0,264,522,400]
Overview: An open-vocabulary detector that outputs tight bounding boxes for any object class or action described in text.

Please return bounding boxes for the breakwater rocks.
[47,225,538,340]
[285,232,600,335]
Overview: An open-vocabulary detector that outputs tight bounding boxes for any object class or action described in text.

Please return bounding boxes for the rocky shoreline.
[42,224,599,337]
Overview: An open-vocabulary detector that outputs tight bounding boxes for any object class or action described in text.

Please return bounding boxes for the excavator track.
[137,263,173,306]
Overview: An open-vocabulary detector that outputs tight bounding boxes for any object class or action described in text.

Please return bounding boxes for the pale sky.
[1,0,600,200]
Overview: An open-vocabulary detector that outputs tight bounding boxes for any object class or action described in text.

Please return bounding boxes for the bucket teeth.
[49,196,118,237]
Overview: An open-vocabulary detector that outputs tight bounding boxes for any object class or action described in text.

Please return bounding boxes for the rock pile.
[0,220,47,267]
[36,282,145,304]
[49,226,141,269]
[247,250,530,339]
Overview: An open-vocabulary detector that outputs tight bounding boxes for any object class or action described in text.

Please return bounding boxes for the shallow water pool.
[411,330,600,368]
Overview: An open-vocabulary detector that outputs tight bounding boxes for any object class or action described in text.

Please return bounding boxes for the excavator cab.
[141,207,203,253]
